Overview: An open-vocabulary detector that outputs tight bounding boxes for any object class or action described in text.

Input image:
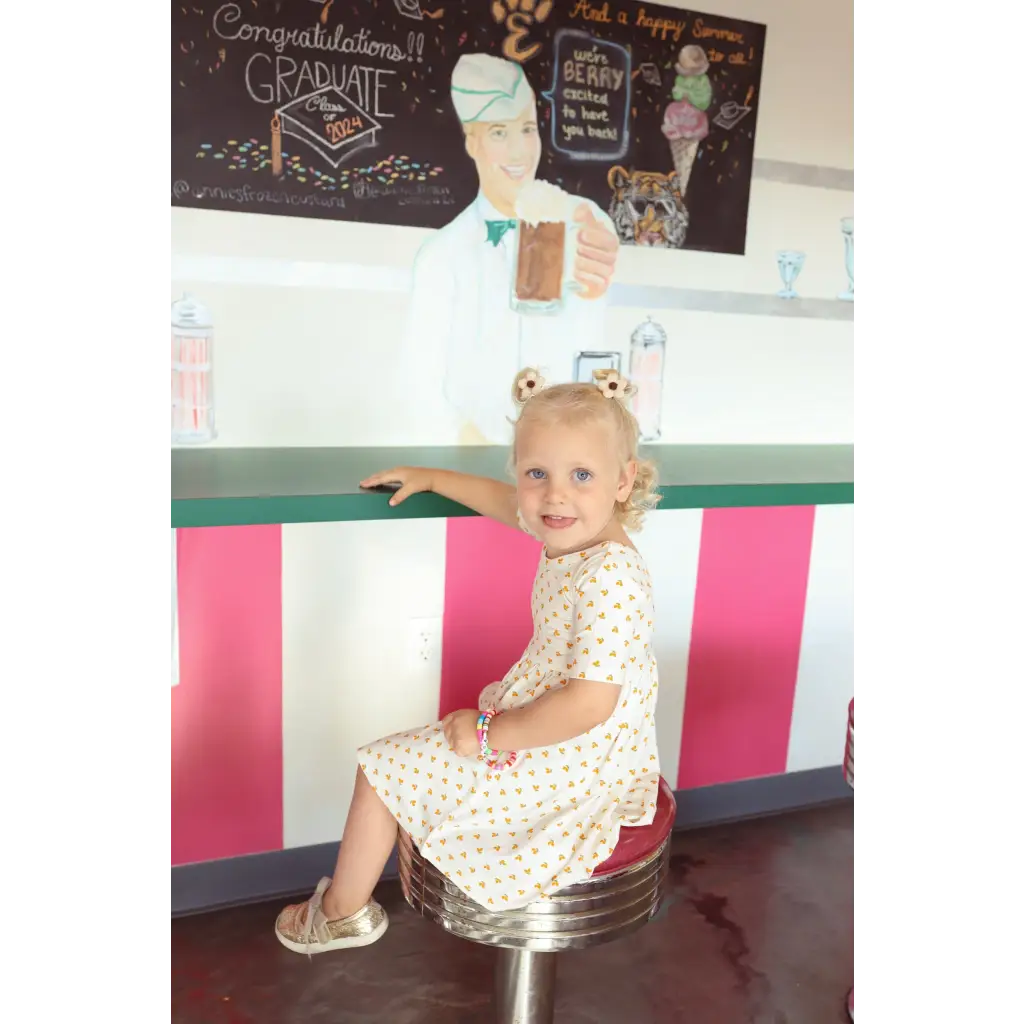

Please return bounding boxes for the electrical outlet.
[407,617,442,671]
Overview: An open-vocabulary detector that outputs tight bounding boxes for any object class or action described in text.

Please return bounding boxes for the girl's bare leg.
[320,766,398,920]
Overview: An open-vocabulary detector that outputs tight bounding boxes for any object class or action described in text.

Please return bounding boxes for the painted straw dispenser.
[171,293,216,444]
[629,316,667,442]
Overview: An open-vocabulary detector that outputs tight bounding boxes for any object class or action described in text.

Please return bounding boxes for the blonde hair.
[509,368,662,531]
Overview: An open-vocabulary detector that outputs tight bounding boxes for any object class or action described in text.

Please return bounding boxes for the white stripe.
[171,252,852,321]
[172,253,408,294]
[786,504,854,772]
[282,519,447,849]
[633,509,704,786]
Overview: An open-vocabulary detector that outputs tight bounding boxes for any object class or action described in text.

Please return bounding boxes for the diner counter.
[171,444,854,528]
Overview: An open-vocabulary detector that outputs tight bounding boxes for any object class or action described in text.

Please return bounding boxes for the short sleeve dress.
[357,538,661,911]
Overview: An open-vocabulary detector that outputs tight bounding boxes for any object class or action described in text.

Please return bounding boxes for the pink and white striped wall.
[172,505,853,867]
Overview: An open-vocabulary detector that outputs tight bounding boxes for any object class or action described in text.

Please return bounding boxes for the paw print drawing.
[492,0,553,63]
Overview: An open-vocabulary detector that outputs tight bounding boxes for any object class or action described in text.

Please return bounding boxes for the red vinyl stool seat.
[593,775,676,877]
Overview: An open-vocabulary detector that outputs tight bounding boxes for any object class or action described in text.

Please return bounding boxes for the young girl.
[274,367,663,955]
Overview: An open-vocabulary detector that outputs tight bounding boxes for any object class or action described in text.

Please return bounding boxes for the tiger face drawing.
[607,167,689,249]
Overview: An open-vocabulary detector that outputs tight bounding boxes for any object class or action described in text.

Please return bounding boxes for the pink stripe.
[677,507,815,789]
[172,526,283,866]
[439,517,540,717]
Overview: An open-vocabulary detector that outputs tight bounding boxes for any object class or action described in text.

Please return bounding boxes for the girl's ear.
[616,460,638,502]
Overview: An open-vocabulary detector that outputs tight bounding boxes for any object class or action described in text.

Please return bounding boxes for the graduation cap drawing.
[275,85,382,168]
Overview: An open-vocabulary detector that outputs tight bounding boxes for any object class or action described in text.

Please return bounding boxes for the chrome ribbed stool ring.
[397,777,676,1024]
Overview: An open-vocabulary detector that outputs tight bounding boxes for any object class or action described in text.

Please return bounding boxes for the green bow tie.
[485,219,517,246]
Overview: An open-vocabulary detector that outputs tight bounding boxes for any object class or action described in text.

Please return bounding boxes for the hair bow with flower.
[593,369,637,402]
[513,367,546,405]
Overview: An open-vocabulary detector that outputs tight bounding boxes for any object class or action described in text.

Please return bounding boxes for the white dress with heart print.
[357,539,661,911]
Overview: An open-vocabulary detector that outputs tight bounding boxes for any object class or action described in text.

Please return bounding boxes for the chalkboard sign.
[172,0,766,254]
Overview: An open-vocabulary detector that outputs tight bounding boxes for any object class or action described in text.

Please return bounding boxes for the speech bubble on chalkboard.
[542,29,631,162]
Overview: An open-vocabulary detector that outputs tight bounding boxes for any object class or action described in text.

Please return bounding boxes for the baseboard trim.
[171,765,851,917]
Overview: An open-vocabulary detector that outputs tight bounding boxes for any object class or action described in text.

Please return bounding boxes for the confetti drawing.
[172,1,765,253]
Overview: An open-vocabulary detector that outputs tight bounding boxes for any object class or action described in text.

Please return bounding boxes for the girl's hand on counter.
[361,468,518,527]
[360,466,435,506]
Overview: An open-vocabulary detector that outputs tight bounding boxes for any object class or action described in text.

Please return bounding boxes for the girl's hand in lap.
[442,708,480,758]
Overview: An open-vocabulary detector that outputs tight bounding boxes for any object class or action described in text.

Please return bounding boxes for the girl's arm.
[361,466,518,529]
[486,680,620,751]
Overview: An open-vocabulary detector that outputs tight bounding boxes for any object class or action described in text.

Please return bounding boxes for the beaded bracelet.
[476,709,518,771]
[476,709,495,752]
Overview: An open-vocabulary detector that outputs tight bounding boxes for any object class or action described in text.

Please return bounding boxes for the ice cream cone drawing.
[661,45,712,196]
[663,105,709,195]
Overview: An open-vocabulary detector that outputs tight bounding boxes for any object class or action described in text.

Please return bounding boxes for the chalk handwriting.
[692,18,744,45]
[353,180,454,205]
[174,179,348,210]
[633,7,686,43]
[569,0,612,24]
[572,2,755,54]
[213,3,407,63]
[244,53,396,117]
[324,115,365,143]
[543,30,630,161]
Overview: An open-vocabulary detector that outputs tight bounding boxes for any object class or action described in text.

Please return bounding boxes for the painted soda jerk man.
[400,53,621,444]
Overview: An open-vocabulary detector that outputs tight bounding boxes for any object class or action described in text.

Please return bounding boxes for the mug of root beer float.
[510,180,585,316]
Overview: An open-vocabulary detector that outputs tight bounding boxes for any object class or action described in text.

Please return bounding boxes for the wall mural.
[172,1,766,253]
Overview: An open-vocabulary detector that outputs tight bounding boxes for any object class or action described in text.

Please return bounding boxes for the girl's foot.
[274,877,389,955]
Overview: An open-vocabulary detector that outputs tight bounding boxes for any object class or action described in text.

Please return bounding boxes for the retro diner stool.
[398,776,677,1024]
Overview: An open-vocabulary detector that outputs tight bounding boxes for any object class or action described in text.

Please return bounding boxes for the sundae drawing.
[661,45,712,195]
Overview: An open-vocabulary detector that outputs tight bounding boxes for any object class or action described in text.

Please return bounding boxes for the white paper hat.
[451,54,535,124]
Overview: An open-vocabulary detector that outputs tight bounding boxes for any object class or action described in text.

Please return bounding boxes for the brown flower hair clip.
[512,367,546,406]
[593,369,637,403]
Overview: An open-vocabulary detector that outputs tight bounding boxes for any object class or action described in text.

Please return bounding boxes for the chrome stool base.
[398,827,672,1021]
[496,948,557,1024]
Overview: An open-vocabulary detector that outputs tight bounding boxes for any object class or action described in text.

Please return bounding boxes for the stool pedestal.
[495,948,557,1024]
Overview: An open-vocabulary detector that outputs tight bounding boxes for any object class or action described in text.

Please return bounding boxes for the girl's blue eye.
[527,469,545,480]
[574,470,592,483]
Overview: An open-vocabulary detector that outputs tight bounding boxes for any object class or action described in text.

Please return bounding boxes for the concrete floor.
[172,801,853,1023]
